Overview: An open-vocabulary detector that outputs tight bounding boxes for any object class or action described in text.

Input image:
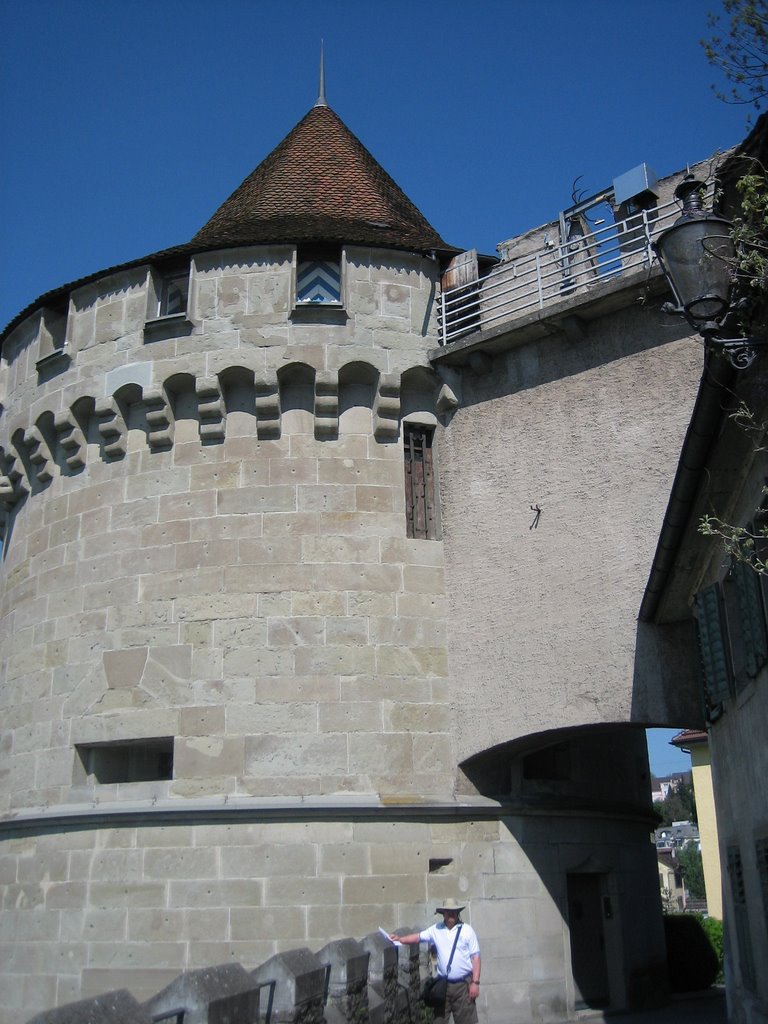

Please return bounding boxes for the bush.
[663,914,719,992]
[700,917,725,983]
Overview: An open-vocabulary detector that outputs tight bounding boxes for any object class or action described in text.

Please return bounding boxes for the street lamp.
[653,174,764,368]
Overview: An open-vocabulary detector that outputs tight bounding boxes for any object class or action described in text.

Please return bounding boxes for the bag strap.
[444,924,462,977]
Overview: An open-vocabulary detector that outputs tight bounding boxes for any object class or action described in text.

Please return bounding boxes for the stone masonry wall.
[1,811,663,1024]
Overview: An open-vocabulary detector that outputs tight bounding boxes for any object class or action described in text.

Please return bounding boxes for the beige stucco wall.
[689,745,723,920]
[437,307,705,767]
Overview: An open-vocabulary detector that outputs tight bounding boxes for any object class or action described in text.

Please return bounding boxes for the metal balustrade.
[438,192,690,346]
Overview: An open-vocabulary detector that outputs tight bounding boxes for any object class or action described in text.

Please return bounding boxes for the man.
[390,898,481,1024]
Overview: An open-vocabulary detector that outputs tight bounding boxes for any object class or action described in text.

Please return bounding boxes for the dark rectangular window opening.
[522,741,571,781]
[404,423,438,540]
[76,738,174,784]
[429,858,454,873]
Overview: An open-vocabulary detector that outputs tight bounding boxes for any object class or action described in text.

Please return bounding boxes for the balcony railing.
[438,192,689,346]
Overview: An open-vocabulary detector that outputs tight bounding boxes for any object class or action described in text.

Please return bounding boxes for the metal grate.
[404,423,437,540]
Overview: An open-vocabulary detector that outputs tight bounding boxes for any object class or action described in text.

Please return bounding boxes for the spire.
[315,40,327,107]
[191,103,456,255]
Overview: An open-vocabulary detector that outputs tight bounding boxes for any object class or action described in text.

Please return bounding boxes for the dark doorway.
[567,873,610,1009]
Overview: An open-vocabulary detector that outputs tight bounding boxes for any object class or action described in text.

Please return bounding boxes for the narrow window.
[76,738,174,784]
[296,247,341,305]
[404,422,437,540]
[159,270,189,317]
[727,845,756,991]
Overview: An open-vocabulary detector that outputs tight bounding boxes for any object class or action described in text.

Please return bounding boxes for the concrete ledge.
[1,792,657,837]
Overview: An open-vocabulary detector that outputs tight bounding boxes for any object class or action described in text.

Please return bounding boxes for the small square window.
[296,248,341,305]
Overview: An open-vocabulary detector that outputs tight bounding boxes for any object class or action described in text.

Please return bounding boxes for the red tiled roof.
[191,103,455,254]
[671,729,708,747]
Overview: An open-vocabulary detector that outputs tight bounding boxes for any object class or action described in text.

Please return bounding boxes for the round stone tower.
[0,92,676,1024]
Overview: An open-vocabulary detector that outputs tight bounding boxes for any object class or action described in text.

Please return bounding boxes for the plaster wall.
[438,307,705,764]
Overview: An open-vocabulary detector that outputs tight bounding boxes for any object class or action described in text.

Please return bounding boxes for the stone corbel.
[314,371,339,439]
[23,424,54,484]
[54,409,87,471]
[254,376,280,439]
[373,373,401,442]
[196,376,226,442]
[143,386,174,451]
[95,397,128,459]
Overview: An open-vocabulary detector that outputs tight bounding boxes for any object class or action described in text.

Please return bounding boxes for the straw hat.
[435,898,465,913]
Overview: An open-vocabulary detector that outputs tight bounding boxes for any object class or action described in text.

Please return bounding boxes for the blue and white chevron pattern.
[297,260,341,303]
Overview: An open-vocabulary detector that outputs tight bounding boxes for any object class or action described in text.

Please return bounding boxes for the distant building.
[671,730,722,919]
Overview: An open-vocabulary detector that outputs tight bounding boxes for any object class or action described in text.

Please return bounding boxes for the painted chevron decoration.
[297,260,341,303]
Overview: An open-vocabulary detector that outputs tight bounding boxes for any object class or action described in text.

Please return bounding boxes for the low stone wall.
[26,932,425,1024]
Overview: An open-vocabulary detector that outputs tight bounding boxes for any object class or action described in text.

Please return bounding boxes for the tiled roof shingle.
[191,103,454,253]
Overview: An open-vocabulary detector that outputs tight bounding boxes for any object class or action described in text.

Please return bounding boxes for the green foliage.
[697,168,768,565]
[653,779,698,825]
[703,0,768,110]
[700,917,725,982]
[663,914,719,991]
[677,846,706,901]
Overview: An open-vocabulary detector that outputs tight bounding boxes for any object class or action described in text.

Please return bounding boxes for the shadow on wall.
[459,722,670,1015]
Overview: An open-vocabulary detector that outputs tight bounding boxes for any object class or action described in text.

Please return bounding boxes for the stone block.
[318,843,371,876]
[143,963,261,1024]
[245,734,348,777]
[26,989,153,1024]
[231,904,307,941]
[294,645,376,676]
[218,484,296,515]
[174,736,245,779]
[297,484,356,512]
[316,938,370,1021]
[220,842,317,879]
[251,948,327,1024]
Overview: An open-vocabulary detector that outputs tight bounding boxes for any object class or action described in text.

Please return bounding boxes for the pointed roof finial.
[315,40,327,107]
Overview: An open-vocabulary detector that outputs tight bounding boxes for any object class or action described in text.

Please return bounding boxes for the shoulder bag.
[422,925,462,1009]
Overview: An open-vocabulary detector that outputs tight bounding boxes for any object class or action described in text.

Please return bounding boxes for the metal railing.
[438,192,688,346]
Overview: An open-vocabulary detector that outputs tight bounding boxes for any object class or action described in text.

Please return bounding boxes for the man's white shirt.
[418,922,480,980]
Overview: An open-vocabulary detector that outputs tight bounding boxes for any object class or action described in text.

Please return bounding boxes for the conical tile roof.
[191,103,456,255]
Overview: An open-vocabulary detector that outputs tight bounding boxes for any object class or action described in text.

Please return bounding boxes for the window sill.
[143,313,196,341]
[36,349,71,380]
[291,302,348,325]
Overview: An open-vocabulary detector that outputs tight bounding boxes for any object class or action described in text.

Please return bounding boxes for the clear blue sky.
[646,728,692,778]
[0,0,755,332]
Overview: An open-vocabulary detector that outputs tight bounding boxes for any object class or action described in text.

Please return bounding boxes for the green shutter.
[694,584,733,703]
[733,545,768,678]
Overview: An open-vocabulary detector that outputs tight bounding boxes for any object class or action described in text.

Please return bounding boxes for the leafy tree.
[677,845,706,901]
[653,779,698,825]
[703,0,768,111]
